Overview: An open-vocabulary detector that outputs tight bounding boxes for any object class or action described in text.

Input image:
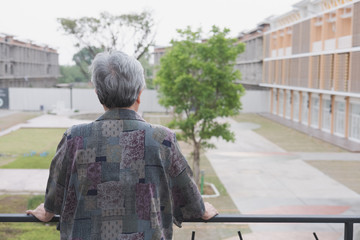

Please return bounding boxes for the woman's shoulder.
[149,124,176,145]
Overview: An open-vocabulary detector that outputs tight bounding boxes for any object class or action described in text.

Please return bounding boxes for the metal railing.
[0,214,359,240]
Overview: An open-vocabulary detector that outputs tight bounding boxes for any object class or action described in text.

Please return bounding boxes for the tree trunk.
[192,142,201,186]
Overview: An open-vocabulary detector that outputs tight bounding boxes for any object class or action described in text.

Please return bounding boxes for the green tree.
[138,52,155,89]
[58,11,155,77]
[155,26,245,185]
[58,65,88,83]
[72,47,104,80]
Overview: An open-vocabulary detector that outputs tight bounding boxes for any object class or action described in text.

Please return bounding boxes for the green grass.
[143,113,173,126]
[233,113,346,152]
[0,195,59,240]
[0,128,65,169]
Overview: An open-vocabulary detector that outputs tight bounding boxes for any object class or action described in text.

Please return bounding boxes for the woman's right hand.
[202,202,218,220]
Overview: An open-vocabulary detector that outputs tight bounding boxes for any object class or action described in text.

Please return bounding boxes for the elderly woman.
[27,51,217,240]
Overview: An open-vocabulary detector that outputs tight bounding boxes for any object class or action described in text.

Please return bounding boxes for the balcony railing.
[0,214,359,240]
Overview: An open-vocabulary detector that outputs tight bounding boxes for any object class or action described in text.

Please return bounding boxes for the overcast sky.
[0,0,300,65]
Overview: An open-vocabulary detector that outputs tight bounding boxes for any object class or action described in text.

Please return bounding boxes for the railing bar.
[313,232,319,240]
[344,222,353,240]
[1,214,360,224]
[191,231,195,240]
[0,214,60,223]
[238,231,243,240]
[187,214,360,223]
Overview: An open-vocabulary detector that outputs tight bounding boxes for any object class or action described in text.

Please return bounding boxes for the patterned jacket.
[44,109,205,240]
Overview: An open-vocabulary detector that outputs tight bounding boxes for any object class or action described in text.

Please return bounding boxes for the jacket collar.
[95,108,145,122]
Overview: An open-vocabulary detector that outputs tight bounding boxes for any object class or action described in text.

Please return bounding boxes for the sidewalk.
[206,118,360,239]
[0,169,49,195]
[0,113,92,137]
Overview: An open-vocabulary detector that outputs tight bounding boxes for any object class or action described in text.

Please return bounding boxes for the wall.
[9,88,166,113]
[240,90,270,113]
[8,88,270,114]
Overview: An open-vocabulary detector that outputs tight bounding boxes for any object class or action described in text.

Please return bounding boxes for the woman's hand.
[202,202,218,220]
[26,203,55,222]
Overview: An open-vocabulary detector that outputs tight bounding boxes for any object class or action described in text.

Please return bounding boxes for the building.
[259,0,360,144]
[235,23,269,89]
[0,34,60,88]
[152,46,169,80]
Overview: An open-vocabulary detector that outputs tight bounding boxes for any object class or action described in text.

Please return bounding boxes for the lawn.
[233,113,345,152]
[0,128,66,168]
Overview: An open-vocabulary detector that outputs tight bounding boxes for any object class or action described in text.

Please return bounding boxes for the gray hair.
[90,51,146,109]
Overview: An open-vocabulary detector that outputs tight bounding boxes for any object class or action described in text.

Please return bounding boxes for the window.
[334,101,346,137]
[322,99,332,132]
[272,89,277,114]
[285,90,291,119]
[279,90,284,116]
[336,53,350,91]
[293,91,300,121]
[311,97,320,128]
[301,93,309,125]
[322,54,334,90]
[349,103,360,142]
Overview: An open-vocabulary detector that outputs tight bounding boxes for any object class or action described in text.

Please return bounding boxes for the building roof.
[0,33,58,53]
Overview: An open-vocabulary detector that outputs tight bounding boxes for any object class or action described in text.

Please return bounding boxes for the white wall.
[240,90,270,113]
[8,88,270,113]
[9,88,166,113]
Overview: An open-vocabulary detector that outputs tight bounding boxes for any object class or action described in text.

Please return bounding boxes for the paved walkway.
[205,118,360,240]
[0,113,92,137]
[0,169,49,194]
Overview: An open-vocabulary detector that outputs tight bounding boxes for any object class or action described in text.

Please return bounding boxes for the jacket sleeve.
[44,133,68,214]
[168,134,205,227]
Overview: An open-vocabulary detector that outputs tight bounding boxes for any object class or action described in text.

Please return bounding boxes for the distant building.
[261,0,360,143]
[0,34,60,88]
[236,23,270,89]
[152,46,169,80]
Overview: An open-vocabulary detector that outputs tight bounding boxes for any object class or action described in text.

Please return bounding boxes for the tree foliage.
[58,11,155,77]
[58,65,88,83]
[72,47,104,80]
[138,52,155,89]
[155,26,245,185]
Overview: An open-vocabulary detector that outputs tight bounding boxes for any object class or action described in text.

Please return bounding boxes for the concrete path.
[0,169,49,194]
[206,118,360,240]
[0,113,92,137]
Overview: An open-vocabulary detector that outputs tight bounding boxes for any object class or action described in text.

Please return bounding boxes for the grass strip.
[0,128,65,168]
[233,113,345,152]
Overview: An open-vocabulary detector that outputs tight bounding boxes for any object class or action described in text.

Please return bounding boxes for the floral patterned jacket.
[44,109,205,240]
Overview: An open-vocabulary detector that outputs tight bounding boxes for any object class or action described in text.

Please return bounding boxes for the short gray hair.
[90,51,146,109]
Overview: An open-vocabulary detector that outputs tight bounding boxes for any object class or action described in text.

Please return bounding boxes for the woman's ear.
[136,90,143,104]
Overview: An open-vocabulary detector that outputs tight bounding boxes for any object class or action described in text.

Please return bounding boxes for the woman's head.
[90,51,146,109]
